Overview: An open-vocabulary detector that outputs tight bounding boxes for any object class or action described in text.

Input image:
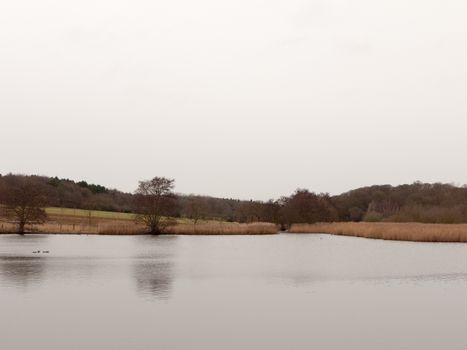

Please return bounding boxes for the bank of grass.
[45,207,136,220]
[289,222,467,243]
[0,207,278,235]
[163,222,278,235]
[44,207,194,224]
[0,221,278,235]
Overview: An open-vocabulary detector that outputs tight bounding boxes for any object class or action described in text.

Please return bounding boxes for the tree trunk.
[18,221,25,235]
[150,224,160,235]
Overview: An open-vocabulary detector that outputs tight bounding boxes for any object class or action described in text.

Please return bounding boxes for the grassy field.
[289,222,467,243]
[45,207,136,220]
[0,207,278,235]
[45,207,199,224]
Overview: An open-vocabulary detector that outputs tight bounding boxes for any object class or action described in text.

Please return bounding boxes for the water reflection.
[133,259,174,299]
[278,271,467,287]
[0,256,46,288]
[0,234,50,250]
[360,272,467,284]
[132,235,177,299]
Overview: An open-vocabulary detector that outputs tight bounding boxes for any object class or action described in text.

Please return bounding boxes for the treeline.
[333,182,467,224]
[201,183,467,225]
[0,174,264,222]
[1,174,467,226]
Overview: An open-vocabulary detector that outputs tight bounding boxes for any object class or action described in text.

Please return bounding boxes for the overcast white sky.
[1,0,466,200]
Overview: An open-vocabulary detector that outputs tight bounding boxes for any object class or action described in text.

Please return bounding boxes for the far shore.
[4,209,467,242]
[290,222,467,243]
[0,217,278,236]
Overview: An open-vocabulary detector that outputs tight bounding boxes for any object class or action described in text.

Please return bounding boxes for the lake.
[2,233,467,350]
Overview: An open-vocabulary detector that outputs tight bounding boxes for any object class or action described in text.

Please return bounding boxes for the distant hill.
[332,182,467,223]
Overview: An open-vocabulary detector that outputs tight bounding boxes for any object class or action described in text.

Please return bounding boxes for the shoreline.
[5,216,467,242]
[0,232,279,236]
[0,221,279,236]
[289,222,467,243]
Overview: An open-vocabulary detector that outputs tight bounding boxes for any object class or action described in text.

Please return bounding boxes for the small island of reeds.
[289,222,467,243]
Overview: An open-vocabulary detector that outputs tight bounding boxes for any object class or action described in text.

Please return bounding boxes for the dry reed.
[97,222,147,235]
[289,222,467,243]
[163,222,278,235]
[0,219,144,235]
[0,222,18,233]
[0,219,278,235]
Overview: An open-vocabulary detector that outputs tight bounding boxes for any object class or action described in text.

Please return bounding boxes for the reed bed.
[97,222,147,235]
[164,222,278,235]
[0,219,278,235]
[0,220,143,235]
[0,222,18,233]
[38,223,97,234]
[0,222,98,234]
[289,222,467,243]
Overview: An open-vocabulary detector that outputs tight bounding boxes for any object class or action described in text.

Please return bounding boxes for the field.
[289,222,467,243]
[45,207,136,220]
[0,207,278,235]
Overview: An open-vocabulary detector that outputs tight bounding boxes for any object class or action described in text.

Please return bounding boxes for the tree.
[261,199,283,227]
[133,177,178,234]
[281,189,338,227]
[187,195,208,224]
[0,175,48,234]
[236,201,264,223]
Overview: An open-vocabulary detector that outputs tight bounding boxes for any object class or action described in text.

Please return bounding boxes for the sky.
[1,0,467,200]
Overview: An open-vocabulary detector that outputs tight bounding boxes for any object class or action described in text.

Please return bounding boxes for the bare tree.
[281,189,338,227]
[236,201,263,223]
[0,175,48,234]
[187,195,208,224]
[133,177,178,234]
[261,199,283,226]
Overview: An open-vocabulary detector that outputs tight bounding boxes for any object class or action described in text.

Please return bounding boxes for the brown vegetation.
[289,222,467,243]
[0,215,277,236]
[133,177,178,234]
[97,222,147,235]
[0,217,145,235]
[3,174,467,237]
[0,175,48,233]
[332,182,467,223]
[163,222,278,235]
[280,189,337,226]
[0,174,283,223]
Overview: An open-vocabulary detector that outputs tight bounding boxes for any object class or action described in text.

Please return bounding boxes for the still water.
[2,233,467,350]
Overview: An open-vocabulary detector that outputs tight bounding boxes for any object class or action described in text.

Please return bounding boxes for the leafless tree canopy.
[0,175,47,233]
[186,195,208,224]
[280,189,338,227]
[133,177,178,234]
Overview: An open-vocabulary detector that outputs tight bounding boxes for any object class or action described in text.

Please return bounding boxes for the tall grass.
[0,219,278,235]
[97,222,147,235]
[0,221,96,234]
[0,222,18,233]
[163,222,278,235]
[0,219,143,235]
[289,222,467,242]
